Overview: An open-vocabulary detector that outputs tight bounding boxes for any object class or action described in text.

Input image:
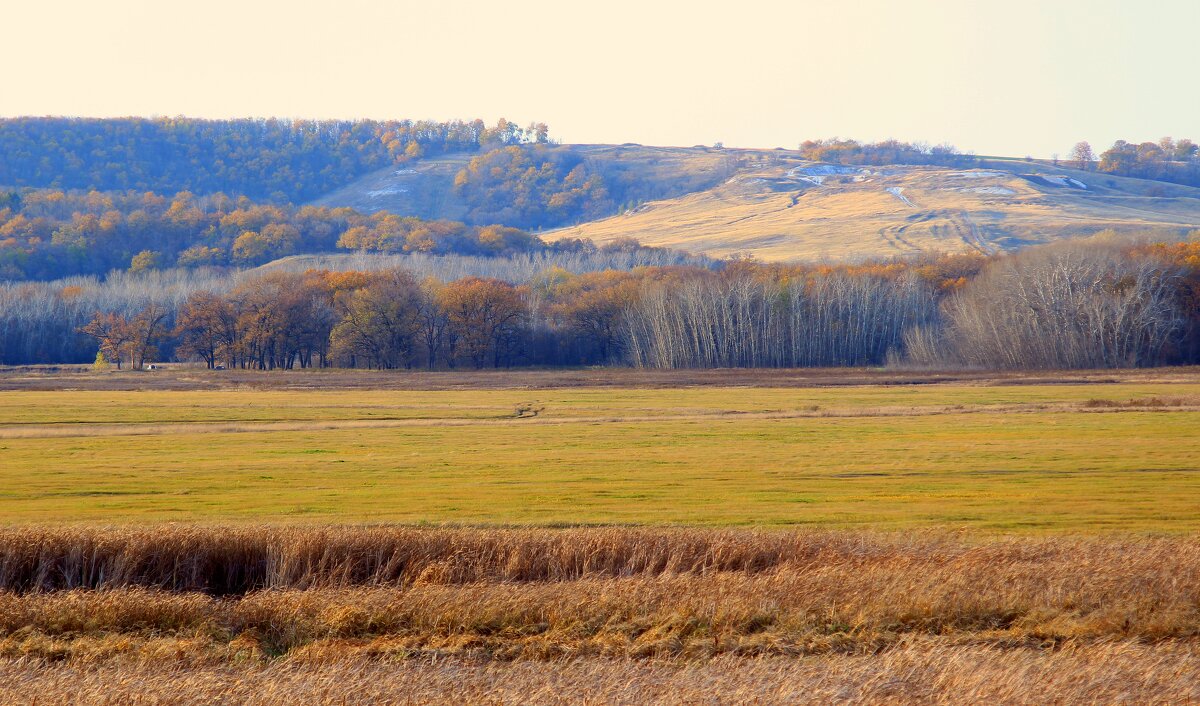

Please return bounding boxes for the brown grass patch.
[1,641,1197,705]
[1081,396,1194,408]
[4,527,1200,701]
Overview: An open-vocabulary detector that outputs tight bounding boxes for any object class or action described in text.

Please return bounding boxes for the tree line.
[0,144,720,280]
[1069,137,1200,189]
[1099,137,1200,189]
[0,248,712,367]
[0,117,545,204]
[6,237,1197,371]
[797,139,975,168]
[0,187,594,280]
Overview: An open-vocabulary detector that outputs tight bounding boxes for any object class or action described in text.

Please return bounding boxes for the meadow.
[2,368,1200,703]
[1,371,1199,529]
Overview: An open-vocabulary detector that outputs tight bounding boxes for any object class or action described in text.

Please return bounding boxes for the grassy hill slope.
[313,146,1200,262]
[547,156,1200,261]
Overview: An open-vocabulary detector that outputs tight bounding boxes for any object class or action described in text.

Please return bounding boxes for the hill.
[544,156,1200,261]
[5,118,1200,277]
[315,145,1200,262]
[310,144,736,228]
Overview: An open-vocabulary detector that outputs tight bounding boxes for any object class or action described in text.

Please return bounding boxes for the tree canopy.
[0,187,548,280]
[1097,137,1200,188]
[0,117,542,203]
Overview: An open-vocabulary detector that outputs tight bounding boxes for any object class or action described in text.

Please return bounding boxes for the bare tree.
[1070,141,1096,171]
[918,243,1183,369]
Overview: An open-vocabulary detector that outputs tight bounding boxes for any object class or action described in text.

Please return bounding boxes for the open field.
[1,369,1199,529]
[4,364,1196,391]
[4,369,1200,702]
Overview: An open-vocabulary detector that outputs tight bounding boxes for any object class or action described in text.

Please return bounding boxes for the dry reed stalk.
[0,640,1197,705]
[4,526,1199,595]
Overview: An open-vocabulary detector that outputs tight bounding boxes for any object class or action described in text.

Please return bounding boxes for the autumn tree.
[232,275,291,369]
[0,116,531,203]
[545,270,640,362]
[79,312,134,369]
[129,250,160,273]
[417,278,449,369]
[329,270,425,369]
[924,243,1183,369]
[126,304,170,368]
[78,304,168,370]
[175,291,238,368]
[230,272,335,369]
[437,277,527,368]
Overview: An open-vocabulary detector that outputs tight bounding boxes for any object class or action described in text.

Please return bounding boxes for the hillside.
[310,144,736,226]
[6,122,1200,279]
[315,146,1200,262]
[0,117,526,203]
[545,156,1200,261]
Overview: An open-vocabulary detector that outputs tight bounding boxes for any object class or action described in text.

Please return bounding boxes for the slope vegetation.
[315,144,1200,261]
[310,144,736,226]
[546,155,1200,261]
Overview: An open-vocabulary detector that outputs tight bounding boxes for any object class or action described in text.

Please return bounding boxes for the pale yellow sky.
[3,0,1196,157]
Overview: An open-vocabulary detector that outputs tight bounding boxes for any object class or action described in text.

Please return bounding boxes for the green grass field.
[3,380,1199,530]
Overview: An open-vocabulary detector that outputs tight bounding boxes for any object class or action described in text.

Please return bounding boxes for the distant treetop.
[0,117,548,203]
[1097,137,1200,188]
[797,139,974,168]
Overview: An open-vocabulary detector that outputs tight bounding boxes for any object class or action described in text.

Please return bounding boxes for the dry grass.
[1081,396,1194,408]
[2,527,1200,650]
[4,527,1200,701]
[0,526,833,593]
[547,157,1200,261]
[1,642,1198,705]
[1,525,1198,597]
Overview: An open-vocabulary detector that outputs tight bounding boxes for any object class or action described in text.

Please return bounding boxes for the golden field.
[2,368,1199,703]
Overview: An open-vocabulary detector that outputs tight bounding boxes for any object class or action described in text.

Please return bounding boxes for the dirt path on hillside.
[886,187,916,208]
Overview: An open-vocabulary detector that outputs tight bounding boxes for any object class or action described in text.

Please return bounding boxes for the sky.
[2,0,1196,158]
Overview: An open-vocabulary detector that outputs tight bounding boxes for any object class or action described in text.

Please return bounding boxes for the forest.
[0,117,544,203]
[0,125,720,280]
[452,145,614,229]
[2,237,1197,370]
[448,143,733,230]
[0,187,596,280]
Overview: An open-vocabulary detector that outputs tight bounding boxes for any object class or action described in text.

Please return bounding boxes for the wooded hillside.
[0,117,541,202]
